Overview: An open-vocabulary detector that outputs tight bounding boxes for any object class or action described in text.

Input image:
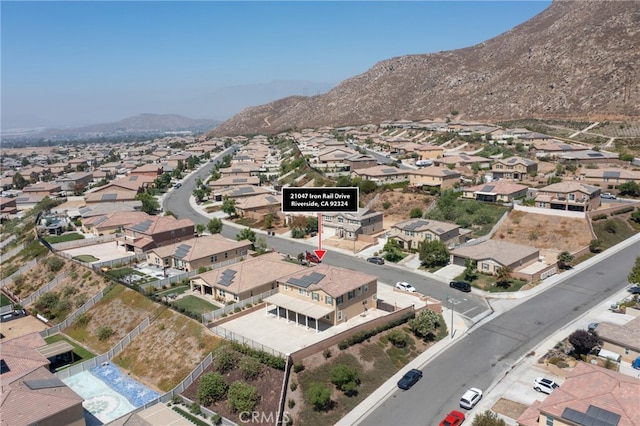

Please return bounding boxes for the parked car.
[395,282,417,293]
[534,377,559,394]
[397,368,423,390]
[449,281,471,292]
[601,192,617,199]
[588,322,599,332]
[459,387,482,409]
[440,410,466,426]
[305,251,321,263]
[173,182,182,189]
[628,286,640,294]
[367,256,385,265]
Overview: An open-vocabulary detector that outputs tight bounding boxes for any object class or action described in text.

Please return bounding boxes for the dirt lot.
[0,315,48,340]
[361,190,434,230]
[494,210,593,263]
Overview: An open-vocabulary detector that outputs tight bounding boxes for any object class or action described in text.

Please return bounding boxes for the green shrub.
[211,414,222,425]
[330,364,360,396]
[290,381,298,392]
[227,382,258,413]
[293,362,305,373]
[228,341,286,370]
[288,399,296,409]
[213,345,238,373]
[323,348,332,359]
[239,356,264,380]
[172,406,210,426]
[196,372,228,405]
[45,256,65,272]
[73,312,92,328]
[305,382,332,411]
[96,325,114,341]
[612,206,634,215]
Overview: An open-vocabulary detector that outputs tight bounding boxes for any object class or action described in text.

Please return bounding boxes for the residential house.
[81,211,150,236]
[77,202,142,219]
[462,181,529,203]
[344,154,378,170]
[55,172,94,192]
[22,182,62,197]
[433,154,491,169]
[517,362,640,426]
[208,176,261,190]
[322,208,384,240]
[314,147,358,170]
[190,252,307,303]
[19,165,51,182]
[449,240,540,275]
[491,157,538,181]
[534,181,601,212]
[213,185,274,202]
[146,234,251,273]
[267,264,378,330]
[415,144,445,160]
[117,215,195,253]
[1,333,85,426]
[14,194,47,211]
[559,149,620,164]
[531,140,589,158]
[0,197,18,219]
[219,162,262,178]
[130,163,163,177]
[351,165,411,185]
[84,175,155,204]
[593,315,640,363]
[409,168,461,190]
[234,193,282,221]
[581,168,640,186]
[390,218,465,251]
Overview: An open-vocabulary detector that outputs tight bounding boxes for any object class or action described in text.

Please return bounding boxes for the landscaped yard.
[73,254,99,262]
[43,233,85,244]
[44,333,96,371]
[172,295,218,318]
[0,292,12,306]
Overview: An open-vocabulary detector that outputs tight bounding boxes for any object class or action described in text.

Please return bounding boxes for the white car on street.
[459,387,483,409]
[395,282,417,293]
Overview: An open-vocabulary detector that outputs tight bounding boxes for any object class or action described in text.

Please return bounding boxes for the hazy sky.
[2,1,551,129]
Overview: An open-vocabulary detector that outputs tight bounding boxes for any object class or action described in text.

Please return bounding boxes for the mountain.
[208,0,640,137]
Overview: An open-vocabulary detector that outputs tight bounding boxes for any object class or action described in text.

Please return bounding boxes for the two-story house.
[534,181,601,212]
[322,208,384,240]
[146,234,251,272]
[266,264,378,331]
[491,157,538,181]
[415,144,445,160]
[389,218,465,250]
[219,162,262,178]
[117,215,195,253]
[462,181,529,203]
[409,168,461,190]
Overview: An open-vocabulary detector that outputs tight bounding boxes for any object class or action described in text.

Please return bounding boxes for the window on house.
[338,217,344,223]
[326,296,333,305]
[299,288,304,295]
[358,287,362,296]
[545,417,554,426]
[336,296,343,305]
[313,293,319,301]
[284,285,289,290]
[482,263,489,270]
[224,252,228,259]
[218,289,225,297]
[233,294,238,301]
[364,284,369,293]
[210,255,217,263]
[305,290,310,297]
[348,291,354,300]
[337,311,342,321]
[171,230,175,237]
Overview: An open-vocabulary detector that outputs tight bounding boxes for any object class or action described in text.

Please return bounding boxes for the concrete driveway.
[61,242,134,263]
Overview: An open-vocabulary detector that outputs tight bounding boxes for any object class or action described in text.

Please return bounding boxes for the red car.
[440,410,465,426]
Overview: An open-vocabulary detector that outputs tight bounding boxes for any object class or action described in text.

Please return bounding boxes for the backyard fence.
[54,316,151,380]
[208,324,286,358]
[39,286,110,338]
[202,288,278,323]
[21,272,68,306]
[0,305,14,315]
[1,242,26,261]
[50,233,118,251]
[91,253,146,271]
[142,257,243,292]
[0,258,39,289]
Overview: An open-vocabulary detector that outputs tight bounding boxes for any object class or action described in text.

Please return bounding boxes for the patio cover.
[264,293,333,320]
[36,341,74,358]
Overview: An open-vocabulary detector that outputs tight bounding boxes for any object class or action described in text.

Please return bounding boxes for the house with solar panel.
[219,162,262,178]
[351,165,411,185]
[234,193,282,221]
[313,147,359,170]
[558,149,620,164]
[408,167,461,190]
[146,234,251,272]
[462,181,529,203]
[190,251,307,303]
[433,154,491,170]
[212,185,275,203]
[531,140,590,158]
[534,181,602,212]
[84,175,156,205]
[321,208,384,240]
[208,175,260,190]
[117,215,195,253]
[266,264,378,330]
[517,362,640,426]
[581,168,640,187]
[389,218,468,251]
[491,157,538,181]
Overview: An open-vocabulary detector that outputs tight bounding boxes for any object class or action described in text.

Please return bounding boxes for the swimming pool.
[62,362,160,425]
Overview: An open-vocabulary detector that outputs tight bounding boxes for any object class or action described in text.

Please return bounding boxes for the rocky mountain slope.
[209,0,640,137]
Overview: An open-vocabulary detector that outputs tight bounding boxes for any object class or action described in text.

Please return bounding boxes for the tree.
[495,266,512,288]
[409,309,441,341]
[472,410,506,426]
[409,208,423,219]
[557,251,574,270]
[462,259,478,282]
[330,364,360,396]
[135,192,160,215]
[221,197,237,217]
[418,240,450,268]
[631,209,640,225]
[12,172,27,189]
[305,382,332,411]
[195,223,205,235]
[213,345,238,373]
[255,236,267,254]
[619,181,640,197]
[568,329,601,357]
[383,238,404,263]
[264,213,274,229]
[207,218,223,234]
[236,227,256,245]
[196,372,228,405]
[628,256,640,286]
[227,382,258,413]
[238,357,264,380]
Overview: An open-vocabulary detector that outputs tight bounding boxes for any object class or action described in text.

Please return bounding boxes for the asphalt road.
[162,151,488,318]
[361,239,639,425]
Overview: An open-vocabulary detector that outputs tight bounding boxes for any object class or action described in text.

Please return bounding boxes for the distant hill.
[208,0,640,137]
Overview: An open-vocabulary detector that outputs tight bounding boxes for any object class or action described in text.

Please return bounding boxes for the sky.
[1,1,552,129]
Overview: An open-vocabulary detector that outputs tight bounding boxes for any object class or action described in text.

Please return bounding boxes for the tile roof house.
[534,181,601,212]
[190,252,308,303]
[234,193,282,221]
[130,163,163,177]
[0,333,85,426]
[345,154,379,170]
[531,140,590,158]
[594,315,640,363]
[219,162,262,178]
[416,144,445,160]
[517,362,640,426]
[351,165,411,185]
[213,185,275,201]
[81,211,150,236]
[55,171,94,192]
[0,196,18,218]
[208,176,261,190]
[314,147,359,169]
[559,149,620,163]
[433,154,491,169]
[491,157,538,181]
[450,240,540,275]
[408,168,461,190]
[22,182,62,196]
[322,208,384,240]
[84,175,155,204]
[581,168,640,185]
[390,218,466,251]
[462,181,529,203]
[117,215,195,253]
[268,264,378,330]
[146,234,252,272]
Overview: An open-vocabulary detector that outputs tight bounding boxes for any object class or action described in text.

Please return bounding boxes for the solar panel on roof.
[480,185,495,192]
[562,406,621,426]
[24,378,66,390]
[603,171,620,178]
[405,220,429,231]
[587,152,604,157]
[221,269,237,277]
[233,178,248,183]
[131,219,153,232]
[101,194,117,201]
[381,168,397,173]
[235,187,254,194]
[130,175,138,181]
[507,158,517,163]
[265,196,278,203]
[173,244,191,259]
[306,272,325,284]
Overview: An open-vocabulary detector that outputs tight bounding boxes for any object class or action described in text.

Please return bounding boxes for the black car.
[629,286,640,295]
[397,368,423,390]
[367,256,385,265]
[449,281,471,292]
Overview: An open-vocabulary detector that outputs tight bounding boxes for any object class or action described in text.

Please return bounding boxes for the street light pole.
[447,295,454,339]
